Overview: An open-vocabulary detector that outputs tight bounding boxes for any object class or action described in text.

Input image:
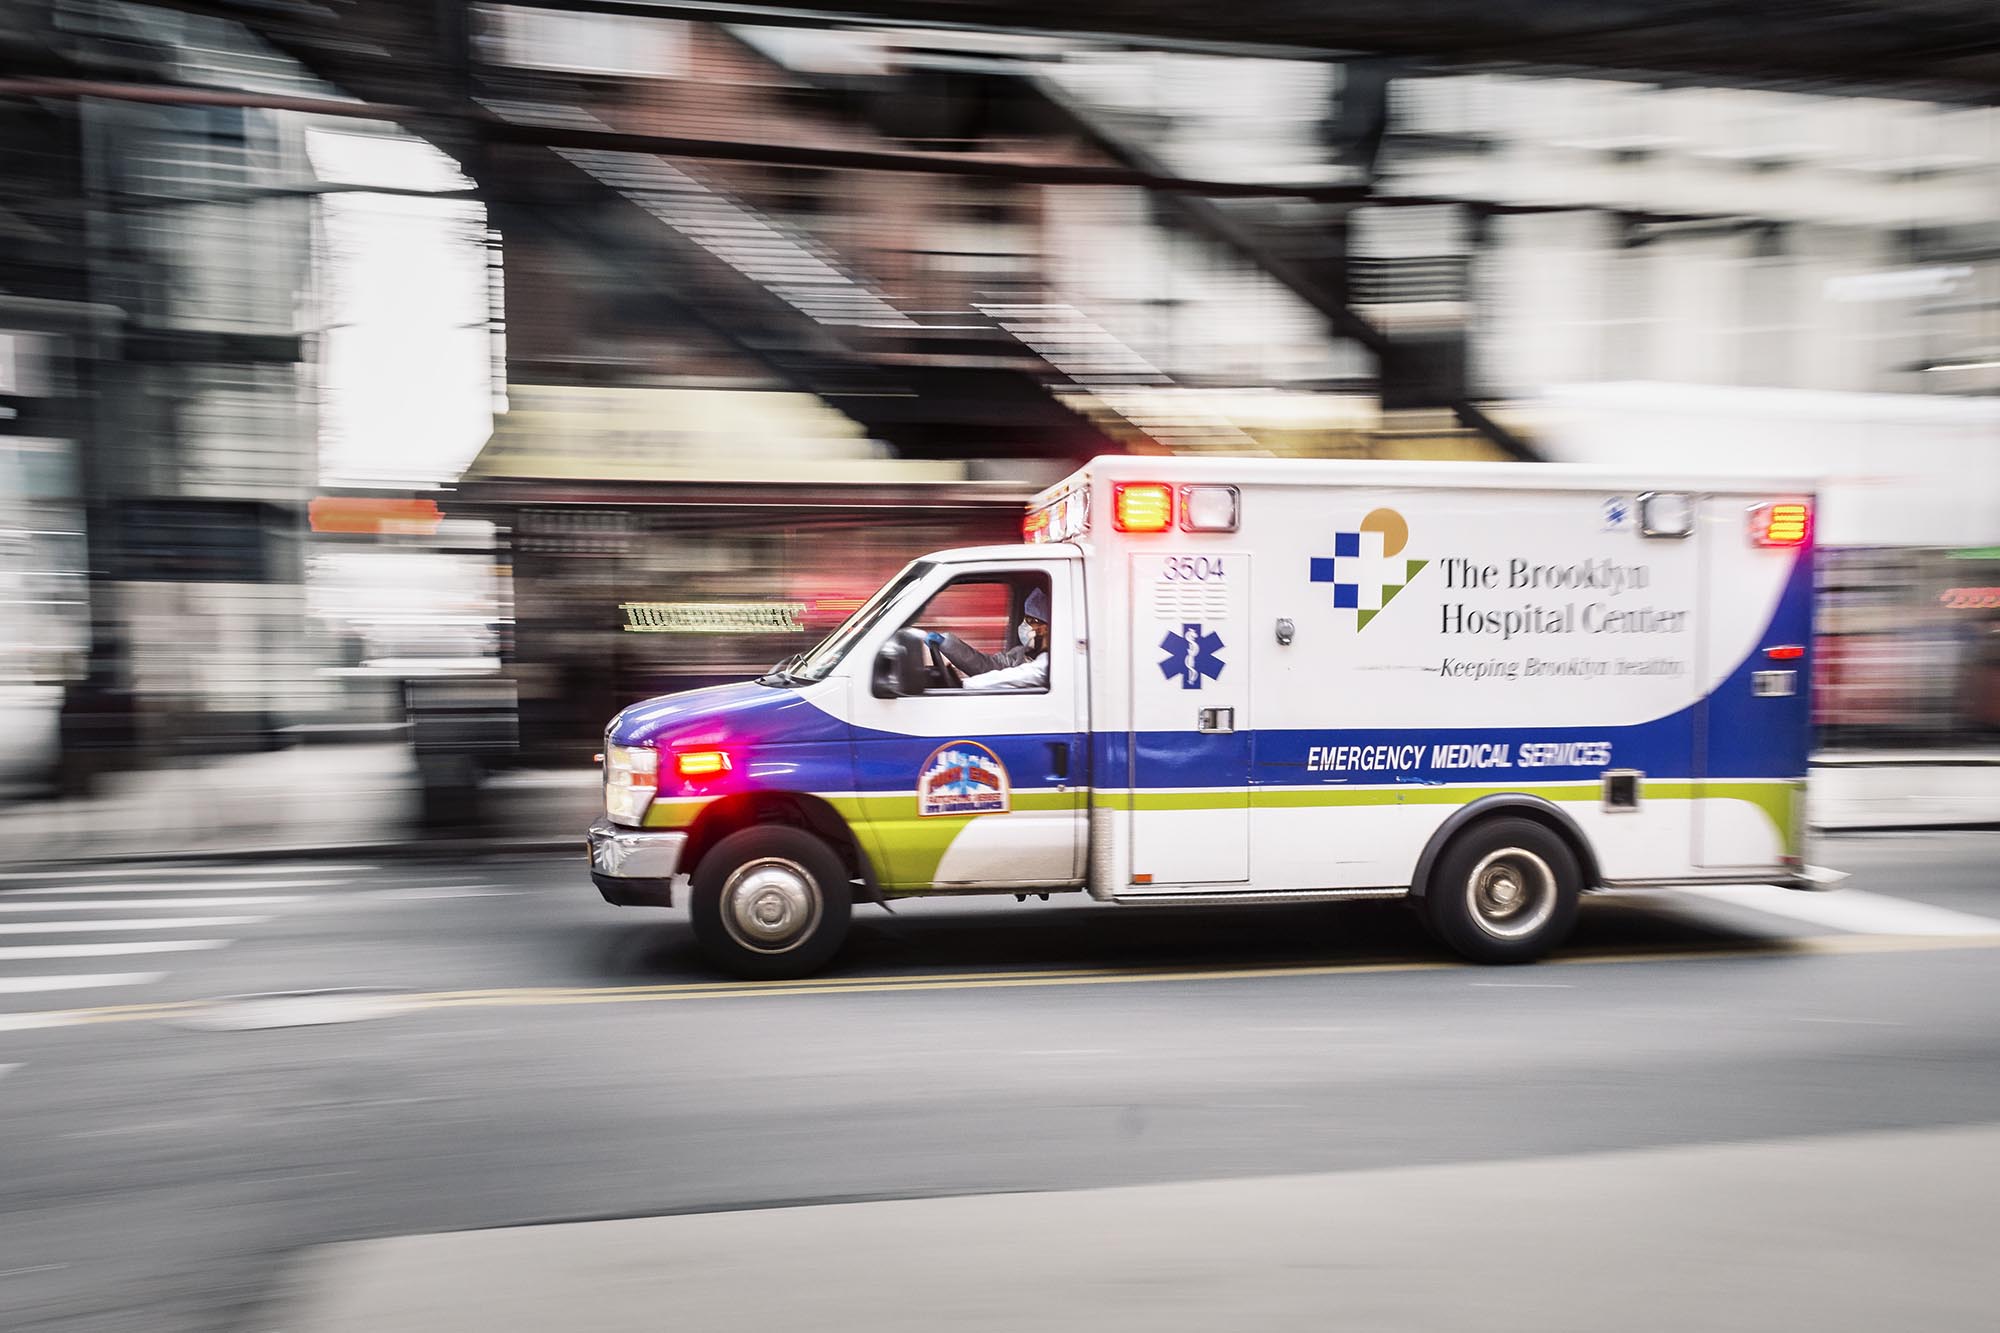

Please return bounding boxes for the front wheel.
[689,826,852,979]
[1424,817,1581,964]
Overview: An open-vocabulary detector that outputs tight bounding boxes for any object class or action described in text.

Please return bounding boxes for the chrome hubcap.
[1467,847,1556,940]
[721,858,821,954]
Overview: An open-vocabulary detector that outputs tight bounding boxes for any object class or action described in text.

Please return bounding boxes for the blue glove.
[925,631,944,648]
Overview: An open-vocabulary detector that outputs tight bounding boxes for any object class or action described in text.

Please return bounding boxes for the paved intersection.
[0,833,1993,1332]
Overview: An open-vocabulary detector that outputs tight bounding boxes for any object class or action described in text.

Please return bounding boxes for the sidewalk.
[0,746,1991,868]
[275,1123,2000,1333]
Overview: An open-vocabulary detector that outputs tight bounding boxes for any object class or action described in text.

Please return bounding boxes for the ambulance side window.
[913,578,1015,648]
[902,572,1052,693]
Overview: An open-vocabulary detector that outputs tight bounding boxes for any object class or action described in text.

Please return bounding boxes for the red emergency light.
[1112,483,1174,533]
[676,750,732,779]
[1749,502,1811,547]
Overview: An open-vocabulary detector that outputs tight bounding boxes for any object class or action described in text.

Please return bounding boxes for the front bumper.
[586,817,688,908]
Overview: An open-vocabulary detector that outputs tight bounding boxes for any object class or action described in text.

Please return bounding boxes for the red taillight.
[676,750,732,778]
[1750,502,1811,547]
[1765,644,1806,661]
[1113,483,1173,533]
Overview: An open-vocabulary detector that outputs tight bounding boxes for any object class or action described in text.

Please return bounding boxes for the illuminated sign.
[621,601,807,633]
[1940,588,2000,611]
[309,496,443,535]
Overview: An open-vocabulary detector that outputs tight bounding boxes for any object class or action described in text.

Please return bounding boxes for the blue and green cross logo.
[1309,507,1429,630]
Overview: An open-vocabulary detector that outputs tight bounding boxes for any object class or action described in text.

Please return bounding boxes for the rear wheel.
[1424,817,1581,964]
[689,826,852,979]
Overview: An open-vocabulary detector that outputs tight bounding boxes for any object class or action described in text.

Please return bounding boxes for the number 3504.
[1164,557,1226,581]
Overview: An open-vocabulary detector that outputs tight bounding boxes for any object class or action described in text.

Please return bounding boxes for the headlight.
[604,743,659,825]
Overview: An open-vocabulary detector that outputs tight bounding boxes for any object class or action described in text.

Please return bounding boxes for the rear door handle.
[1198,707,1235,734]
[1047,740,1069,779]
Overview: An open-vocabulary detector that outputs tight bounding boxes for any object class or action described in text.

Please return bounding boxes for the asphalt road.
[0,831,1996,1331]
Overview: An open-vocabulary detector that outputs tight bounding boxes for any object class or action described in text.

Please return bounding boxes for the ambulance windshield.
[785,560,936,683]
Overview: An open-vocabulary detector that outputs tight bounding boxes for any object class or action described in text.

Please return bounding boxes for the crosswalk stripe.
[0,880,336,895]
[0,940,227,961]
[1678,886,2000,937]
[0,916,267,934]
[0,896,304,912]
[0,973,165,994]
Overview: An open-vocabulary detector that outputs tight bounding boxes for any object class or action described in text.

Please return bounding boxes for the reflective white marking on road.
[1679,885,2000,937]
[0,880,336,895]
[0,917,267,934]
[0,864,371,883]
[0,940,227,961]
[0,973,165,993]
[0,897,303,912]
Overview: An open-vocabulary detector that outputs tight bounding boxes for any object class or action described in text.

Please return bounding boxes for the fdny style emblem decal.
[918,742,1011,817]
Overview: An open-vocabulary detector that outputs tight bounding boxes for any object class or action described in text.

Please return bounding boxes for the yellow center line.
[5,933,1998,1032]
[406,964,1150,1003]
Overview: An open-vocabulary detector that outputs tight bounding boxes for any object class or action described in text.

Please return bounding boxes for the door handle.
[1198,707,1235,734]
[1047,741,1069,780]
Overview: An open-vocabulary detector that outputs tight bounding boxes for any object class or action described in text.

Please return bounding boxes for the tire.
[1424,816,1581,964]
[689,825,852,980]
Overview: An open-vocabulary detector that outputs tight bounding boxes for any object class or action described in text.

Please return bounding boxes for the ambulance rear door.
[1692,494,1814,868]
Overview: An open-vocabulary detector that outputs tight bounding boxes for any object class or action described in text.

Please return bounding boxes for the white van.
[588,457,1835,977]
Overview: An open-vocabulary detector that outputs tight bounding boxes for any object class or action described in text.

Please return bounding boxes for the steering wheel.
[925,637,964,689]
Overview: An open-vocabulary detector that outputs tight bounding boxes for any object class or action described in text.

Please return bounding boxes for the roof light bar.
[1113,483,1173,533]
[1179,485,1240,532]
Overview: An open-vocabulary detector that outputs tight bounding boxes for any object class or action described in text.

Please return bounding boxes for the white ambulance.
[588,457,1834,977]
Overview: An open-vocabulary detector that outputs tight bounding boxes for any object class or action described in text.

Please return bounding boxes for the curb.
[0,836,581,877]
[1812,758,2000,770]
[1815,823,2000,835]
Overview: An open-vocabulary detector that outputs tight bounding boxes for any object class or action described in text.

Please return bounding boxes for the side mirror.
[871,629,930,698]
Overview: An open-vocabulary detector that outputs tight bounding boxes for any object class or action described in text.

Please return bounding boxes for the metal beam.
[0,77,1746,223]
[428,0,2000,98]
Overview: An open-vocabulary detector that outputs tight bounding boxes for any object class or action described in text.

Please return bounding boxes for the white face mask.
[1017,621,1036,648]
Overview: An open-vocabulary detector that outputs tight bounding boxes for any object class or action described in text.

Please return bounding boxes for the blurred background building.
[1,0,1997,817]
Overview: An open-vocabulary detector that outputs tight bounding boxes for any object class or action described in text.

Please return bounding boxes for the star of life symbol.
[1308,507,1428,631]
[1603,496,1631,530]
[1158,623,1225,689]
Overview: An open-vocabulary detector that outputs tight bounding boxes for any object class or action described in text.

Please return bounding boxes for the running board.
[1110,886,1409,907]
[1598,866,1850,893]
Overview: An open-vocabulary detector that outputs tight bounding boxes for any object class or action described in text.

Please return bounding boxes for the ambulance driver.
[927,587,1050,691]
